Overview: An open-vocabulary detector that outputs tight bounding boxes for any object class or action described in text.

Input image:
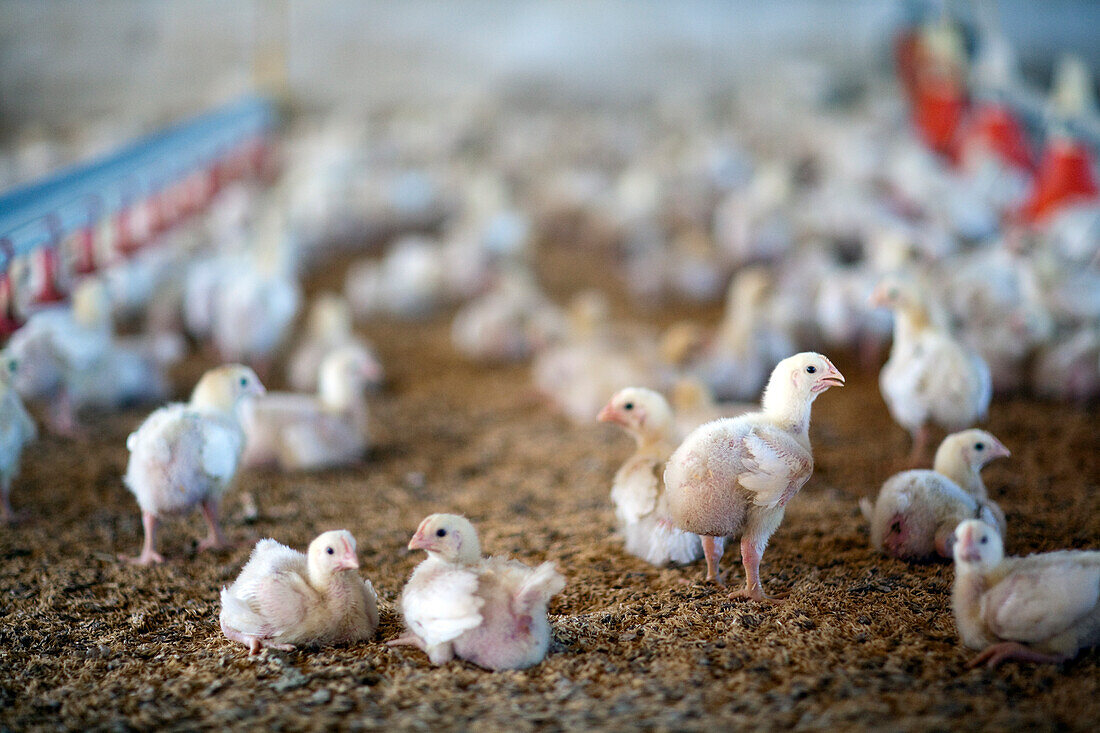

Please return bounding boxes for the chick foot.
[967,642,1069,669]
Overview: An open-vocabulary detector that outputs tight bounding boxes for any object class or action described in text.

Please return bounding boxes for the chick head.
[408,513,481,565]
[763,352,845,413]
[308,529,360,578]
[190,364,266,412]
[939,429,1010,472]
[598,387,672,445]
[953,519,1004,568]
[308,293,352,341]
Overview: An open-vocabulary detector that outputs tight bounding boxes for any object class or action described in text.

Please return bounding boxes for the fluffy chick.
[220,530,378,654]
[598,387,709,566]
[871,276,992,463]
[122,365,265,565]
[953,519,1100,667]
[241,345,375,471]
[664,352,844,601]
[0,355,36,523]
[286,293,383,393]
[389,514,565,670]
[860,430,1009,560]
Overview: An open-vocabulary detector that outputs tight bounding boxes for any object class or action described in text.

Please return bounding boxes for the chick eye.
[436,528,447,538]
[7,361,15,372]
[239,376,248,387]
[624,402,634,411]
[805,365,816,374]
[979,536,988,545]
[974,442,984,451]
[326,547,334,554]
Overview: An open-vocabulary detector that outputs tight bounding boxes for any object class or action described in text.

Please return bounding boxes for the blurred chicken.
[0,355,36,523]
[241,345,375,471]
[953,519,1100,667]
[220,530,378,654]
[668,378,753,440]
[451,269,566,363]
[687,268,795,401]
[598,387,708,566]
[1032,328,1100,404]
[389,514,565,670]
[286,293,382,393]
[871,276,992,463]
[122,365,265,565]
[664,352,844,600]
[860,430,1009,560]
[345,235,446,319]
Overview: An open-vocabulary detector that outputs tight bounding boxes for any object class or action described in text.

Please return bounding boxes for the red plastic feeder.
[32,246,66,304]
[913,76,967,161]
[1020,138,1100,223]
[959,103,1034,172]
[894,29,923,103]
[68,227,98,275]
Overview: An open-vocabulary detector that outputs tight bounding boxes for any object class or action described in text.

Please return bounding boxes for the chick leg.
[967,642,1071,669]
[729,535,786,604]
[198,498,228,552]
[122,511,164,565]
[908,424,931,467]
[701,536,725,585]
[387,633,426,650]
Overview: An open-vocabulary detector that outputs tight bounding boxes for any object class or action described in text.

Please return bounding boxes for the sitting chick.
[220,530,378,654]
[389,514,565,671]
[598,387,710,566]
[241,345,375,471]
[860,430,1009,560]
[953,519,1100,667]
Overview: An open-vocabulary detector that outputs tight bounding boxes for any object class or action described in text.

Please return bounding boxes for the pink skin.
[908,424,933,468]
[121,511,165,565]
[197,498,228,552]
[883,514,910,558]
[729,536,788,604]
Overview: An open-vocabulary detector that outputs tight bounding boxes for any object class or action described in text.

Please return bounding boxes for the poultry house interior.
[1,1,1100,729]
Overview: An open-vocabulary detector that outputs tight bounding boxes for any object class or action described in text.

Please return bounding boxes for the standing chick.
[286,293,383,393]
[122,365,265,564]
[389,514,565,670]
[953,519,1100,667]
[220,530,378,654]
[871,276,992,463]
[860,430,1009,560]
[241,344,375,471]
[664,352,845,600]
[598,387,709,566]
[0,355,36,523]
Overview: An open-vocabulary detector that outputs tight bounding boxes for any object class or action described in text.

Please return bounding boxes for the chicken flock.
[2,22,1100,674]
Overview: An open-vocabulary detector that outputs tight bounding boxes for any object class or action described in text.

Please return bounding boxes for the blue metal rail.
[0,95,277,273]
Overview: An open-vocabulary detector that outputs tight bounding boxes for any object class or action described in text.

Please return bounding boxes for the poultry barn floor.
[1,242,1099,732]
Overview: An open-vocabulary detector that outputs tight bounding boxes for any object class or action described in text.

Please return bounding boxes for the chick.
[860,430,1010,560]
[286,293,382,393]
[241,345,375,471]
[598,387,709,566]
[668,378,753,440]
[953,519,1100,667]
[122,365,265,565]
[871,276,992,463]
[389,514,565,670]
[220,530,378,654]
[0,355,37,523]
[664,353,844,600]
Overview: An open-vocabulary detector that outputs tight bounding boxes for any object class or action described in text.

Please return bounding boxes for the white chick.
[0,354,37,523]
[664,353,845,600]
[389,514,565,670]
[220,530,378,654]
[212,264,301,380]
[241,345,375,471]
[1032,328,1100,404]
[345,235,445,319]
[871,276,992,463]
[860,430,1010,560]
[597,387,708,566]
[668,378,753,441]
[689,267,795,402]
[286,293,382,393]
[122,365,265,565]
[451,269,566,363]
[953,519,1100,667]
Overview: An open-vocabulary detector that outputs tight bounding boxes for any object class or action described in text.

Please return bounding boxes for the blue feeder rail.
[0,95,278,334]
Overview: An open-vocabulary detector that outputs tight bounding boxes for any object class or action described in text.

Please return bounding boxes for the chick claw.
[966,642,1069,669]
[728,584,788,605]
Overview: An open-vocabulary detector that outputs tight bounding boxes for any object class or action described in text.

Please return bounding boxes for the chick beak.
[408,519,433,552]
[597,404,622,426]
[956,527,981,563]
[867,285,888,308]
[335,538,359,571]
[815,361,845,391]
[988,438,1011,460]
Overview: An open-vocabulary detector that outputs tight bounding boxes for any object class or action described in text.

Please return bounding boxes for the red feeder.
[1020,138,1100,223]
[116,207,139,256]
[69,227,98,275]
[960,103,1034,172]
[32,246,66,304]
[894,28,923,103]
[0,272,21,337]
[913,76,967,161]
